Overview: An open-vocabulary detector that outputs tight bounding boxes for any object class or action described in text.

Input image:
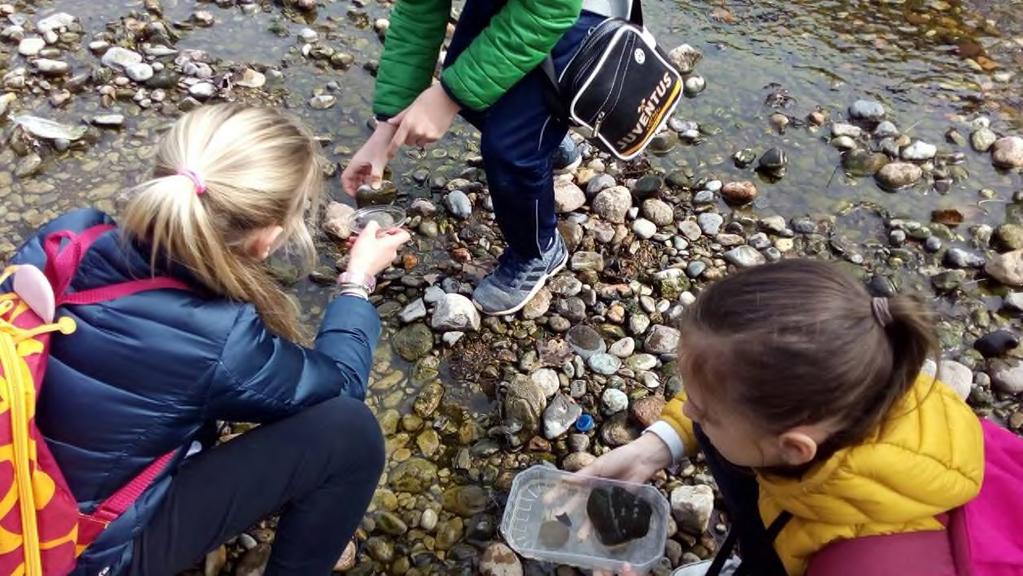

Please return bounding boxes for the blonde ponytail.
[122,104,323,342]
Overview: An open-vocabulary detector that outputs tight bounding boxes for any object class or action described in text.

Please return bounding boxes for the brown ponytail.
[680,259,938,461]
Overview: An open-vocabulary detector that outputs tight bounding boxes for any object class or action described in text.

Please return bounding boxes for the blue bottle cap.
[576,413,594,433]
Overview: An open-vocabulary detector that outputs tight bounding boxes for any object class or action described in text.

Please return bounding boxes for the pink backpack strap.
[807,528,964,576]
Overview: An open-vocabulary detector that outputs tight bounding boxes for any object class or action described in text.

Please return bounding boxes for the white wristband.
[644,420,686,467]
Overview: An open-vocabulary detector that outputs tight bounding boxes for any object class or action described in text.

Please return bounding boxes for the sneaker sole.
[480,251,569,317]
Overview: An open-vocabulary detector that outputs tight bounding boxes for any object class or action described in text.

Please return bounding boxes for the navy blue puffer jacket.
[5,208,381,575]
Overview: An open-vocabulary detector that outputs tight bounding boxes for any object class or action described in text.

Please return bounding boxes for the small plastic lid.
[500,466,670,573]
[348,205,407,234]
[575,413,595,433]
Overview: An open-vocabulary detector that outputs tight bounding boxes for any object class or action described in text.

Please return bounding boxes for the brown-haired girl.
[584,259,985,575]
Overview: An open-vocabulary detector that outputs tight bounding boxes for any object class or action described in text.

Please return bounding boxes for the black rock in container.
[586,486,653,547]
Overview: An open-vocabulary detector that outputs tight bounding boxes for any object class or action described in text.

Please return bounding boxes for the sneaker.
[553,135,582,174]
[473,234,568,316]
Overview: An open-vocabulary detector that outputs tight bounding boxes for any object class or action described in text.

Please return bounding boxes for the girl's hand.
[345,220,411,278]
[577,433,673,485]
[341,123,396,197]
[386,84,461,156]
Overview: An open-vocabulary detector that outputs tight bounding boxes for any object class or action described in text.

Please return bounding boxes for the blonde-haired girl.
[6,104,409,575]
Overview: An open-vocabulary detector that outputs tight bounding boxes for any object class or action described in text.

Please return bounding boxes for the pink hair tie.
[177,168,206,195]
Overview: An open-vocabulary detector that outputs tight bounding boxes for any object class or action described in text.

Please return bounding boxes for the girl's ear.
[245,225,284,260]
[777,430,819,466]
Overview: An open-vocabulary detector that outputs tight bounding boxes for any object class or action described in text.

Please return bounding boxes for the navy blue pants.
[129,397,385,576]
[445,2,603,259]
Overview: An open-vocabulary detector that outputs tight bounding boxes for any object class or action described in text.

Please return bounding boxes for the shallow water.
[3,0,1023,572]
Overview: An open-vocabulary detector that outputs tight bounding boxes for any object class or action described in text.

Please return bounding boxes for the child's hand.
[342,124,395,197]
[593,564,644,576]
[577,433,673,485]
[345,221,411,278]
[386,84,461,156]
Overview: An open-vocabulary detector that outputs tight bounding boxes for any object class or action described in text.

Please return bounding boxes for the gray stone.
[442,331,464,347]
[543,393,582,439]
[323,202,355,239]
[849,99,886,122]
[697,213,723,235]
[125,62,154,82]
[626,353,658,372]
[399,298,427,323]
[586,173,617,198]
[900,140,937,161]
[970,128,997,152]
[992,363,1023,394]
[724,246,765,268]
[189,82,216,99]
[479,542,522,576]
[567,325,606,359]
[445,190,472,219]
[101,46,143,70]
[33,59,69,75]
[570,251,604,272]
[308,94,335,109]
[873,121,899,138]
[601,387,629,414]
[632,218,657,239]
[986,250,1023,287]
[589,353,622,376]
[531,368,561,398]
[37,12,75,34]
[671,485,714,535]
[992,137,1023,169]
[392,324,433,361]
[921,359,972,401]
[683,75,706,96]
[641,198,674,226]
[91,114,124,127]
[608,337,635,358]
[18,37,44,56]
[592,186,632,224]
[875,162,923,190]
[554,179,585,213]
[431,294,480,331]
[645,325,680,355]
[831,123,862,138]
[680,220,703,240]
[943,248,985,269]
[667,44,702,74]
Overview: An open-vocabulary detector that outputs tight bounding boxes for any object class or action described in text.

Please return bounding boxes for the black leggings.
[129,396,385,575]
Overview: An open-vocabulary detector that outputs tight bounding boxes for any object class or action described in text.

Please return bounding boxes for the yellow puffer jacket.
[659,374,985,575]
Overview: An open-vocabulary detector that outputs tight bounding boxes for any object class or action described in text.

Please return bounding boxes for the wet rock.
[544,393,582,439]
[587,486,653,546]
[34,59,69,75]
[943,248,985,269]
[985,250,1023,287]
[697,213,722,236]
[589,353,622,376]
[18,37,44,56]
[390,457,438,492]
[921,359,972,401]
[601,388,628,414]
[668,44,702,74]
[647,131,678,155]
[15,115,86,141]
[479,542,522,576]
[670,485,714,535]
[235,68,266,89]
[683,75,706,97]
[445,190,472,219]
[125,62,154,82]
[443,485,488,517]
[769,112,789,132]
[970,128,997,152]
[392,323,433,361]
[732,148,757,168]
[992,363,1023,394]
[724,246,765,268]
[875,162,922,190]
[531,368,561,398]
[37,13,76,34]
[831,136,858,150]
[567,325,607,359]
[630,396,665,428]
[563,451,597,472]
[900,141,937,161]
[721,181,757,205]
[849,99,885,122]
[991,137,1023,169]
[974,330,1019,358]
[190,82,216,99]
[931,270,966,292]
[593,186,632,224]
[554,179,585,213]
[757,148,787,173]
[366,537,393,563]
[15,153,42,178]
[632,174,663,201]
[609,337,635,358]
[874,121,899,138]
[831,123,862,138]
[642,198,674,227]
[505,376,547,433]
[101,46,143,70]
[645,325,680,355]
[308,94,335,109]
[586,174,617,198]
[522,287,552,320]
[432,294,480,331]
[399,299,427,323]
[147,70,179,90]
[995,224,1023,252]
[421,509,439,531]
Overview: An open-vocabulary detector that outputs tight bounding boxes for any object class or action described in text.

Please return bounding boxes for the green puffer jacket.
[372,0,583,117]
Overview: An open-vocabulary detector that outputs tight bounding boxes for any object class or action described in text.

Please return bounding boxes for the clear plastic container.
[348,205,407,234]
[500,465,670,572]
